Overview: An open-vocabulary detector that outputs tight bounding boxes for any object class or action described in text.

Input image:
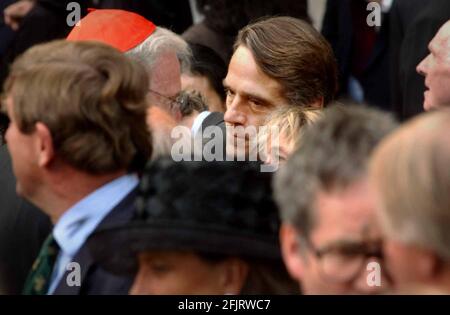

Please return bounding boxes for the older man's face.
[281,179,392,294]
[417,21,450,111]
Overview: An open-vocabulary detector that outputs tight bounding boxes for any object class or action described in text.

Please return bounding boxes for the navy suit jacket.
[52,188,138,295]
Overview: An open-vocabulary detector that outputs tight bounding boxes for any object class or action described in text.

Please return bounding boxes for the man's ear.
[280,224,305,282]
[34,122,54,167]
[219,258,249,295]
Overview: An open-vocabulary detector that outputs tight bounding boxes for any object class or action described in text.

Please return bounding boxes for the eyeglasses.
[148,89,184,112]
[301,237,384,284]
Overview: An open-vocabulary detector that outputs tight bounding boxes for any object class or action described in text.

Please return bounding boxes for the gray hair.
[126,27,191,74]
[274,103,398,237]
[176,90,208,117]
[370,109,450,261]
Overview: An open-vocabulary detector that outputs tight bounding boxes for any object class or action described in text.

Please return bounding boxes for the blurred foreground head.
[2,40,151,221]
[370,109,450,294]
[89,159,298,295]
[275,104,397,294]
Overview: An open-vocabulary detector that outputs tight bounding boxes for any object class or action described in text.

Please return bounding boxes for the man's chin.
[423,94,432,111]
[423,92,439,112]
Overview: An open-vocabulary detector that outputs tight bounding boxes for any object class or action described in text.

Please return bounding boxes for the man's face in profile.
[417,22,450,111]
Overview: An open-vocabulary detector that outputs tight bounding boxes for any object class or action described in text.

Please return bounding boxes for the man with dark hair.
[224,16,338,130]
[274,104,397,294]
[3,40,152,295]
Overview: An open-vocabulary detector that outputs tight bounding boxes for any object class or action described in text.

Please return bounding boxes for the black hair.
[187,43,227,103]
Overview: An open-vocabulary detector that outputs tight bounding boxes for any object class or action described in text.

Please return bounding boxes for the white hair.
[126,27,191,73]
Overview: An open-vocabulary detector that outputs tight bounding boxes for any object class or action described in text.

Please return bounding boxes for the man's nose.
[417,54,430,77]
[224,97,246,127]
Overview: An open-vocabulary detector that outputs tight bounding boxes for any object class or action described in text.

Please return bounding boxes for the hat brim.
[88,221,282,276]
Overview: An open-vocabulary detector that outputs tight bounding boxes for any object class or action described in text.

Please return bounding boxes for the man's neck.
[37,169,127,224]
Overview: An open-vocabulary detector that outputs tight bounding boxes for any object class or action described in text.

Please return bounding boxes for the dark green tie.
[22,234,60,295]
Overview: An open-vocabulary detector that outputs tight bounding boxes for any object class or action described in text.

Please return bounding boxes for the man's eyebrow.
[222,80,273,105]
[244,91,272,104]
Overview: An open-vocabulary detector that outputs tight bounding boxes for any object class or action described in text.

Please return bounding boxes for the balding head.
[417,21,450,111]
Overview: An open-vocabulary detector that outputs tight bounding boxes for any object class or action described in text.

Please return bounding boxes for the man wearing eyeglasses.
[66,9,191,119]
[274,104,397,294]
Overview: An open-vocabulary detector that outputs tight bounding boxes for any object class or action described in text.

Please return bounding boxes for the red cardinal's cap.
[67,9,156,52]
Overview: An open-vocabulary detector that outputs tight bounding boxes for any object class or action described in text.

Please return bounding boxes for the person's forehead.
[225,46,285,102]
[149,51,181,98]
[311,179,378,243]
[432,23,450,54]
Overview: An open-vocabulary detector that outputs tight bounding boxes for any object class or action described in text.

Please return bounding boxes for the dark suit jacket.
[198,112,227,161]
[52,188,137,295]
[390,0,450,121]
[200,112,225,133]
[322,0,391,110]
[0,145,51,294]
[0,0,88,87]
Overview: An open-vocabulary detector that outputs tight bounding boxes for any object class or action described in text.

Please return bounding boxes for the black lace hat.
[88,158,282,275]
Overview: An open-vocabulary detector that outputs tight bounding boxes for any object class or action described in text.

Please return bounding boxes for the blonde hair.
[258,107,322,160]
[370,109,450,261]
[4,40,152,174]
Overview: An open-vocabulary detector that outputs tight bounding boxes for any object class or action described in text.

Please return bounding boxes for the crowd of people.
[0,0,449,295]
